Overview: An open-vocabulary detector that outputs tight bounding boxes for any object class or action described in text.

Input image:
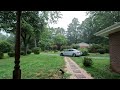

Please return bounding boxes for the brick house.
[95,22,120,73]
[78,42,90,48]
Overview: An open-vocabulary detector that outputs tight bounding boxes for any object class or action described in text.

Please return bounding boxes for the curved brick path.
[64,57,93,79]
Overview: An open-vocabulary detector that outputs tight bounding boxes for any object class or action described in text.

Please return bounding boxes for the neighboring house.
[78,42,90,48]
[94,22,120,73]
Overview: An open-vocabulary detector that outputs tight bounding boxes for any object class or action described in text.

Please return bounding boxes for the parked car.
[60,49,82,57]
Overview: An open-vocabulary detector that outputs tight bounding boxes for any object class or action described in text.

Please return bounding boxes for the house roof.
[94,22,120,37]
[78,42,89,46]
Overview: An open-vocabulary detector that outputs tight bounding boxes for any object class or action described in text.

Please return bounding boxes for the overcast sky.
[49,11,89,30]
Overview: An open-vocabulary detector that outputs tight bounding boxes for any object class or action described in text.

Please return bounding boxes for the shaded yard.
[0,53,64,79]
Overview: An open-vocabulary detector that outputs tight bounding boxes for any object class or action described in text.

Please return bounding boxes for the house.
[78,42,90,48]
[94,22,120,73]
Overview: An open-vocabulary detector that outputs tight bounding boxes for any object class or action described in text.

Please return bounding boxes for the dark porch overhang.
[94,22,120,37]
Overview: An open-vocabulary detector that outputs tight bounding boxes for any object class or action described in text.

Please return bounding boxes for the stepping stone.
[75,74,86,79]
[70,67,78,70]
[72,69,81,73]
[69,62,74,64]
[70,65,76,68]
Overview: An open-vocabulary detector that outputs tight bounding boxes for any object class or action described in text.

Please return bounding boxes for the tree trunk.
[24,43,27,55]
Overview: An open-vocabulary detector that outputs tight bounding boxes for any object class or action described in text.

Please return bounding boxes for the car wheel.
[72,53,76,57]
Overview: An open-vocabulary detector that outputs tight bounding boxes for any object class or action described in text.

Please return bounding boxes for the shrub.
[52,45,57,51]
[20,51,25,55]
[103,45,109,53]
[0,41,12,53]
[27,49,32,54]
[81,51,89,56]
[0,52,4,59]
[83,57,93,67]
[8,51,15,57]
[33,47,40,54]
[97,49,105,54]
[71,44,80,49]
[88,44,102,53]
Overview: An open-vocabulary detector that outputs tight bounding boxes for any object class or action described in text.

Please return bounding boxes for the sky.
[49,11,89,30]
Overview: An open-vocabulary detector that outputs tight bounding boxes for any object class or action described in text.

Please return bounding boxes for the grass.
[71,53,120,79]
[0,53,65,79]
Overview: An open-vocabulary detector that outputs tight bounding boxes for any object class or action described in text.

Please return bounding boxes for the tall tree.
[67,18,81,44]
[80,11,120,44]
[53,34,67,50]
[0,11,62,54]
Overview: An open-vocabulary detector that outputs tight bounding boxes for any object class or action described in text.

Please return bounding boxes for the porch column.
[13,11,21,79]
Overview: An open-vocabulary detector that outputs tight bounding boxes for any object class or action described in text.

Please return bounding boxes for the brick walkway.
[64,57,93,79]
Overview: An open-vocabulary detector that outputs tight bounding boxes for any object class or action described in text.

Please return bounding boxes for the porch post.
[13,11,21,79]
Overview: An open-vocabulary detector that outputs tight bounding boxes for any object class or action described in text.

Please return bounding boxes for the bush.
[0,52,4,59]
[0,41,12,53]
[83,57,93,67]
[103,45,109,53]
[20,51,25,55]
[71,44,80,49]
[52,45,57,51]
[88,44,102,53]
[27,49,32,54]
[97,49,105,54]
[33,47,40,54]
[8,51,15,57]
[81,51,89,56]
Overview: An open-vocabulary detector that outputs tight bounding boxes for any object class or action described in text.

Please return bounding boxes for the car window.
[69,49,74,51]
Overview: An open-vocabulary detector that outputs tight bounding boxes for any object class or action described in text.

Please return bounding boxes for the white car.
[60,49,82,57]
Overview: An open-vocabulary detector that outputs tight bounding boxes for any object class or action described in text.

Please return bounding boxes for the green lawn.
[0,53,65,79]
[71,53,120,79]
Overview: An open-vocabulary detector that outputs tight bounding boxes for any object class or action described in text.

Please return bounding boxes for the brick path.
[64,57,93,79]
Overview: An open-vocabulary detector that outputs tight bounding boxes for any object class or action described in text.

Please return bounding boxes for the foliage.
[27,49,32,54]
[83,57,93,67]
[52,45,57,52]
[60,45,72,51]
[0,52,4,59]
[0,32,9,41]
[81,51,89,56]
[39,27,54,51]
[71,44,80,49]
[0,11,62,55]
[33,47,40,54]
[0,40,12,53]
[53,34,67,50]
[88,44,109,53]
[97,49,105,54]
[67,18,81,44]
[8,51,15,57]
[103,45,109,53]
[20,51,25,55]
[88,44,102,53]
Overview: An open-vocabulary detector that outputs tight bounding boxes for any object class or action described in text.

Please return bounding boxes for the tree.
[39,27,54,51]
[67,18,81,44]
[0,32,9,41]
[54,27,66,36]
[0,11,62,54]
[79,11,118,44]
[21,19,34,55]
[53,34,67,50]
